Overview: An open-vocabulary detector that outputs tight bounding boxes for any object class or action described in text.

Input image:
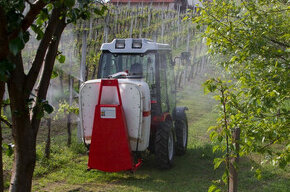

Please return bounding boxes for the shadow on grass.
[92,144,289,192]
[95,144,222,192]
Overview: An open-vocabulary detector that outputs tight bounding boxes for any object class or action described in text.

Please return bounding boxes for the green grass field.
[3,74,289,192]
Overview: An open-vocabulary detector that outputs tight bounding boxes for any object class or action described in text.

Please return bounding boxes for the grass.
[3,73,290,191]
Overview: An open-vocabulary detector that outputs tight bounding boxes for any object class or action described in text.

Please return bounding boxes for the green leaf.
[51,70,59,79]
[9,36,24,56]
[212,145,220,153]
[2,143,14,157]
[64,0,75,8]
[43,103,54,114]
[31,24,44,40]
[255,169,262,180]
[208,185,217,192]
[210,131,218,140]
[230,56,238,62]
[278,157,287,169]
[23,31,30,43]
[214,158,224,170]
[57,54,66,63]
[36,110,44,119]
[222,171,228,184]
[0,59,15,81]
[218,135,223,142]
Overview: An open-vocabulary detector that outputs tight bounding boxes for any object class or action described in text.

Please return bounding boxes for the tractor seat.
[129,63,143,77]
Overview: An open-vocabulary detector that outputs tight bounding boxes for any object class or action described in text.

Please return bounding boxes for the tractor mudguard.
[173,106,188,122]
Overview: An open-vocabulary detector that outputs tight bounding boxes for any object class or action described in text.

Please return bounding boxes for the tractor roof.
[101,38,171,53]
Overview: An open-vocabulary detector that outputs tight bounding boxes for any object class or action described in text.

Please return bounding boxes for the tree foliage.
[0,0,106,191]
[196,0,289,189]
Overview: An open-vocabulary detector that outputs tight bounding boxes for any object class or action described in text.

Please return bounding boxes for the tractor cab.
[97,38,176,119]
[79,39,188,172]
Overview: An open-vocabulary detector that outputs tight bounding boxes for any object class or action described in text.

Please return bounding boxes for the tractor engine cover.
[79,78,151,152]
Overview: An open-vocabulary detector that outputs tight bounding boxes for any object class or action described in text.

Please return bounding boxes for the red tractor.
[79,38,188,172]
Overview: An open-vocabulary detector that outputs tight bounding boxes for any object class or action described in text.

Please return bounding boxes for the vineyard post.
[129,11,134,37]
[176,4,181,47]
[89,17,93,40]
[114,8,118,37]
[161,8,164,43]
[139,2,144,38]
[45,85,52,158]
[186,24,190,52]
[103,10,110,43]
[127,0,130,9]
[80,26,87,82]
[134,9,138,37]
[190,42,197,79]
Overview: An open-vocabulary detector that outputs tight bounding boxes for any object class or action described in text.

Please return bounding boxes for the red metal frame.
[88,79,142,172]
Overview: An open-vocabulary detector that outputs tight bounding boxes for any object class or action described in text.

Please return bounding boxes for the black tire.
[155,120,175,169]
[85,143,90,150]
[175,118,188,156]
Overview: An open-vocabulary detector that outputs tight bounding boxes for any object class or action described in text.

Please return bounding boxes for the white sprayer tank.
[79,78,151,152]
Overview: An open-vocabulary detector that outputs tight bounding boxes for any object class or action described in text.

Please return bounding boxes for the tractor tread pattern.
[175,119,188,155]
[155,121,174,169]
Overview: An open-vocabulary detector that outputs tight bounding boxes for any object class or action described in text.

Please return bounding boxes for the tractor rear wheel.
[155,120,175,169]
[175,118,188,155]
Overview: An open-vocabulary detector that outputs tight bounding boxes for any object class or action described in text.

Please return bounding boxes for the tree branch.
[0,80,4,191]
[0,6,9,60]
[260,137,281,151]
[9,0,47,40]
[0,116,12,129]
[24,8,61,98]
[25,0,33,6]
[267,37,289,48]
[31,13,66,136]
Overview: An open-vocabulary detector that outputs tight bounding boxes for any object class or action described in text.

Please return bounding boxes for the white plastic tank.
[79,78,151,151]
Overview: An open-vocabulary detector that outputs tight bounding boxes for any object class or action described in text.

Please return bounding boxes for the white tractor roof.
[101,38,171,53]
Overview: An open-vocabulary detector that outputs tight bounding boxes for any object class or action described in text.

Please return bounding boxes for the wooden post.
[89,17,93,40]
[45,83,52,158]
[103,11,110,43]
[161,6,164,43]
[80,27,87,82]
[229,128,240,192]
[176,4,181,47]
[129,11,134,38]
[139,2,144,38]
[186,24,190,52]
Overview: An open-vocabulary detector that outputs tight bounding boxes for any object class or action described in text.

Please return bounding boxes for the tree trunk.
[8,12,66,192]
[45,118,51,159]
[229,128,240,192]
[80,27,87,82]
[7,52,36,192]
[178,71,183,88]
[67,112,72,147]
[67,76,74,147]
[91,65,97,79]
[59,71,64,96]
[0,81,5,192]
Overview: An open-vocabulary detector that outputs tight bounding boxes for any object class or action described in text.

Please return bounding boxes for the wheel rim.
[168,131,174,160]
[183,123,187,147]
